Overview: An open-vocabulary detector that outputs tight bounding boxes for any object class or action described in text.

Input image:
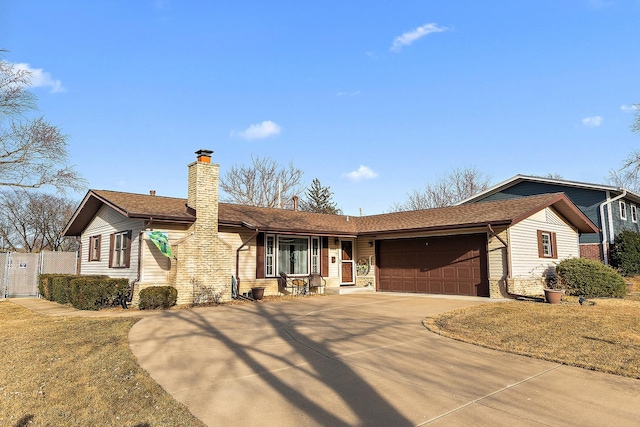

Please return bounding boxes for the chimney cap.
[195,149,213,157]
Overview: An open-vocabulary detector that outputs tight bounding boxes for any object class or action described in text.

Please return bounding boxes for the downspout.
[235,222,259,298]
[129,217,153,304]
[599,190,627,265]
[487,224,516,297]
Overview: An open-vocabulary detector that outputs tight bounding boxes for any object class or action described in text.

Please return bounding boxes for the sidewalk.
[6,297,159,317]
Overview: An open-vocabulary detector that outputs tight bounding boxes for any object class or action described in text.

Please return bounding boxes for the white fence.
[1,251,78,298]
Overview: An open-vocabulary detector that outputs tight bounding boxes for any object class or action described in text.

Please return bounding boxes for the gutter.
[599,189,627,265]
[235,222,259,298]
[128,217,153,305]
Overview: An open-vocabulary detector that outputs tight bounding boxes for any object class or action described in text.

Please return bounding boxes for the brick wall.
[580,243,604,261]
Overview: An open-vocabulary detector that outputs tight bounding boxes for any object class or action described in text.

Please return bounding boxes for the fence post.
[1,253,10,299]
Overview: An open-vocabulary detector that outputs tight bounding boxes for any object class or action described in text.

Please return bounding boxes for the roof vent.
[150,190,156,196]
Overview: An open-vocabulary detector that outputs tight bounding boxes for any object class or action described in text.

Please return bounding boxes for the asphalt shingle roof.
[64,190,599,236]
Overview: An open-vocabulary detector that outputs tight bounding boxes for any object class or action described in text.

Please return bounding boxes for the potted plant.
[543,271,564,304]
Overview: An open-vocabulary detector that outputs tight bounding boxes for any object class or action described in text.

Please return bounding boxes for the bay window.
[263,234,322,277]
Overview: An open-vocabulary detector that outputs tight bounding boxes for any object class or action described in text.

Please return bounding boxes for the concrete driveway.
[129,294,640,426]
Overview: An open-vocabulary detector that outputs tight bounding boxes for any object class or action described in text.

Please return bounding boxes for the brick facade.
[579,243,604,261]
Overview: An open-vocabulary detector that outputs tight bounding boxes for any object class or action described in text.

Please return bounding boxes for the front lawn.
[0,301,205,427]
[424,296,640,379]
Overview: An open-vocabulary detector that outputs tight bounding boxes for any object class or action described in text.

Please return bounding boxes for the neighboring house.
[458,175,640,264]
[63,151,598,304]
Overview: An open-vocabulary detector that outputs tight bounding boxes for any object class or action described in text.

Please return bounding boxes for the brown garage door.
[377,234,489,297]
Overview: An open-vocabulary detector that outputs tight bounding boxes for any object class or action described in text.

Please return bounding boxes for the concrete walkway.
[127,294,640,426]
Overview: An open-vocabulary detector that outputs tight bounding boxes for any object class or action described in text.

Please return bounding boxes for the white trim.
[620,200,627,221]
[632,204,638,223]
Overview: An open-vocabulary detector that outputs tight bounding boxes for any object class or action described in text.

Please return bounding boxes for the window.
[632,205,638,223]
[537,230,557,258]
[620,201,627,220]
[88,235,101,261]
[265,235,275,276]
[109,231,131,268]
[278,236,309,275]
[311,238,320,274]
[262,235,323,277]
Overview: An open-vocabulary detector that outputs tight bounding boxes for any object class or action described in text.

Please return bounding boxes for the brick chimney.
[188,149,218,236]
[173,149,232,305]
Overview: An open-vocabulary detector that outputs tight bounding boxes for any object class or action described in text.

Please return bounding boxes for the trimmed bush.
[69,277,130,310]
[38,274,68,300]
[556,258,627,298]
[610,230,640,277]
[37,274,124,310]
[138,286,178,310]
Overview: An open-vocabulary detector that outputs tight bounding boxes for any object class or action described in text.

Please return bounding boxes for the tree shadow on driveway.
[130,296,420,426]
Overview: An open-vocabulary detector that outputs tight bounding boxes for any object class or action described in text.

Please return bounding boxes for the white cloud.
[344,165,378,181]
[13,63,66,93]
[336,91,360,97]
[621,104,639,112]
[391,23,448,52]
[236,120,281,140]
[582,116,603,127]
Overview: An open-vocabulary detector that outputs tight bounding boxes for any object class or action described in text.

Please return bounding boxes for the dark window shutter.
[125,231,132,268]
[551,232,558,258]
[256,232,265,278]
[321,237,329,277]
[109,233,115,267]
[88,237,92,262]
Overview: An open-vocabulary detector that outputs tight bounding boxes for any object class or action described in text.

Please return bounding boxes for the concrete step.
[338,285,375,295]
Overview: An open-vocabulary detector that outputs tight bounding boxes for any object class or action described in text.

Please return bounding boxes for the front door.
[340,240,355,285]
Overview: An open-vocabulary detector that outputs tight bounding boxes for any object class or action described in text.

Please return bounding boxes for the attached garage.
[377,234,489,297]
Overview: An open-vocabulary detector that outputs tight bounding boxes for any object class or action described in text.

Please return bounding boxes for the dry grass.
[424,296,640,379]
[0,301,205,427]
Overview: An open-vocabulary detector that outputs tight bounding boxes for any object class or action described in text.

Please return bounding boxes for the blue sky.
[3,0,640,215]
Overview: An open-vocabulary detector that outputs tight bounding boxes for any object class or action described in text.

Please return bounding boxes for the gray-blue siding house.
[458,175,640,264]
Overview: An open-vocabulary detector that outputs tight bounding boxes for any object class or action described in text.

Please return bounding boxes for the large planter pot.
[251,287,265,300]
[544,288,564,304]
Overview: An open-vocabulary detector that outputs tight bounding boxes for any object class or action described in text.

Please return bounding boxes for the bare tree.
[390,166,491,211]
[0,189,78,252]
[0,50,85,192]
[219,155,304,208]
[632,103,640,134]
[605,104,640,192]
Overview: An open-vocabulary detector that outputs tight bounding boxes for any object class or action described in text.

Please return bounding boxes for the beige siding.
[219,228,258,281]
[487,226,508,281]
[140,224,188,284]
[354,238,375,287]
[510,207,580,279]
[80,205,144,280]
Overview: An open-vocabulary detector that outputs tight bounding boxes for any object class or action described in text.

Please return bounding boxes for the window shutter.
[256,232,265,279]
[321,237,329,277]
[125,231,133,268]
[88,237,92,262]
[109,233,115,267]
[551,232,557,258]
[96,236,101,261]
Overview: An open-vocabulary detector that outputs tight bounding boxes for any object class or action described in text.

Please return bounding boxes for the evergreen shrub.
[138,286,178,310]
[610,230,640,277]
[556,258,627,298]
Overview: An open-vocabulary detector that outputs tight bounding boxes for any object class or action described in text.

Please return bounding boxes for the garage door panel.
[378,234,488,296]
